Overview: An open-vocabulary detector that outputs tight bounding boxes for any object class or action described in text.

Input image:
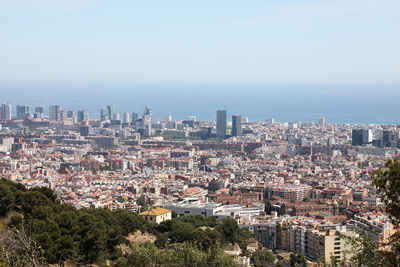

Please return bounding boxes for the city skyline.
[1,1,400,266]
[0,83,399,124]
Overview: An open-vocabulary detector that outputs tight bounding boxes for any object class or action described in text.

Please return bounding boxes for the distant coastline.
[0,83,399,124]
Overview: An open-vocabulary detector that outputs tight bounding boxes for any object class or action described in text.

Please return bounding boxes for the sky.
[0,0,399,84]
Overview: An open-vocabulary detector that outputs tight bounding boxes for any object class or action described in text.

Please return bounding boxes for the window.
[334,251,340,255]
[334,247,340,250]
[335,237,340,241]
[184,211,190,214]
[334,242,340,246]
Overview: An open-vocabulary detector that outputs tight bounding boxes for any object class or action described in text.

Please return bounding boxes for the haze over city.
[0,1,400,267]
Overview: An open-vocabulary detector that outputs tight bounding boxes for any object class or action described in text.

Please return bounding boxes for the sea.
[0,83,399,125]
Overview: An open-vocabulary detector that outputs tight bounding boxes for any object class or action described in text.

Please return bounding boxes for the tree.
[341,228,382,267]
[118,242,237,267]
[0,227,47,267]
[341,159,400,266]
[371,159,400,224]
[302,197,309,202]
[329,254,339,267]
[371,159,400,265]
[250,249,275,267]
[289,252,307,267]
[136,197,143,206]
[0,184,15,216]
[275,259,290,267]
[219,218,240,244]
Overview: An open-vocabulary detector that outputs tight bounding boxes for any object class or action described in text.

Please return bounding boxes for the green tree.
[289,252,307,267]
[219,218,240,244]
[0,184,15,216]
[250,249,275,267]
[275,259,290,267]
[372,159,400,224]
[329,254,339,267]
[341,228,381,267]
[371,159,400,266]
[136,197,143,206]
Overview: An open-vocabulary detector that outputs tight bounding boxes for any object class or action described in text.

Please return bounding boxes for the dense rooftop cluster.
[1,104,399,265]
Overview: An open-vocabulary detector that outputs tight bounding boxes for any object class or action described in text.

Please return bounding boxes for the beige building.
[138,207,172,224]
[308,226,354,264]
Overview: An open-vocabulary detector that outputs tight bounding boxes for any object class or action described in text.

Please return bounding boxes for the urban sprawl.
[0,103,399,265]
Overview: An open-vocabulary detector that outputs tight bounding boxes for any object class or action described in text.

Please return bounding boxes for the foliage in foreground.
[0,178,253,266]
[113,242,236,267]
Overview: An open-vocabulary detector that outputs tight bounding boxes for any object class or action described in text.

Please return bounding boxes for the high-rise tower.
[232,114,242,137]
[216,110,227,139]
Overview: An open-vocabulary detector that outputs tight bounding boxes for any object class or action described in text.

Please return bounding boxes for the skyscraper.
[16,105,30,120]
[318,117,326,128]
[67,110,75,118]
[59,110,67,122]
[77,110,89,122]
[34,106,44,119]
[132,112,139,121]
[35,106,44,114]
[0,104,11,120]
[142,106,152,125]
[352,129,372,146]
[216,110,227,139]
[232,114,242,137]
[144,106,152,116]
[123,112,130,124]
[100,108,108,121]
[266,117,275,124]
[107,105,115,120]
[49,105,61,121]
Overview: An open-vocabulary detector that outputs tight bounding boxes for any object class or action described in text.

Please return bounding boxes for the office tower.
[35,106,44,114]
[107,104,115,120]
[49,105,61,121]
[266,117,275,124]
[164,115,172,121]
[0,104,12,120]
[77,110,89,122]
[143,106,152,126]
[132,112,139,121]
[34,106,44,119]
[318,117,326,128]
[352,129,372,146]
[100,108,108,121]
[123,112,130,124]
[16,105,30,120]
[67,110,75,118]
[188,115,196,121]
[59,110,67,122]
[144,123,152,137]
[232,115,242,137]
[80,125,91,137]
[241,117,249,124]
[216,110,227,139]
[113,113,120,120]
[144,106,152,116]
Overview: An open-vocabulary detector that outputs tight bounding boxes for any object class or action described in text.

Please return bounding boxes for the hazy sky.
[0,0,399,84]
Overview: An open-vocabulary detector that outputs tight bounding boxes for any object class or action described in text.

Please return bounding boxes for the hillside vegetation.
[0,179,248,266]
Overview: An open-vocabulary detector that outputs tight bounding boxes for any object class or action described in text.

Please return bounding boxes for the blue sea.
[0,83,399,124]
